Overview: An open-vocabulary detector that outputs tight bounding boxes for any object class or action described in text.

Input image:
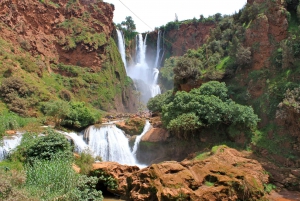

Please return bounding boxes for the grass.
[25,158,78,200]
[0,111,40,139]
[216,56,230,70]
[204,181,215,187]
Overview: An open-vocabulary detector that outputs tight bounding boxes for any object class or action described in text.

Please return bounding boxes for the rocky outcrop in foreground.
[92,146,269,201]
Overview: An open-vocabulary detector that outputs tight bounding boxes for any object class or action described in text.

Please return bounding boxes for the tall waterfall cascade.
[116,31,162,104]
[0,134,22,161]
[116,29,127,73]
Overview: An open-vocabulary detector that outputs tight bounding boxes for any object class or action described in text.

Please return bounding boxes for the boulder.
[93,147,269,201]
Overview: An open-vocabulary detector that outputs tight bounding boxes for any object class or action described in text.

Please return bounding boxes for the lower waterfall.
[69,120,151,166]
[0,121,151,166]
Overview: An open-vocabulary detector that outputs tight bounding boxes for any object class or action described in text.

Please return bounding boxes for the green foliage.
[236,45,252,67]
[168,113,202,138]
[160,57,178,90]
[194,152,210,160]
[75,151,95,175]
[191,81,228,101]
[41,100,100,128]
[0,169,35,200]
[204,181,215,187]
[147,90,174,112]
[162,81,259,138]
[25,129,73,163]
[0,77,38,116]
[0,111,37,139]
[120,16,136,32]
[39,0,60,8]
[63,101,100,128]
[264,183,276,194]
[41,100,71,127]
[173,56,202,85]
[59,18,107,50]
[280,87,300,112]
[26,157,103,201]
[92,170,118,190]
[116,16,138,44]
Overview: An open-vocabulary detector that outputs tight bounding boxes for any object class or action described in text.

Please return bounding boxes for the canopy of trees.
[159,81,259,138]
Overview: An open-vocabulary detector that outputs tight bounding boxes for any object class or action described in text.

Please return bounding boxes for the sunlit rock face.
[94,147,269,201]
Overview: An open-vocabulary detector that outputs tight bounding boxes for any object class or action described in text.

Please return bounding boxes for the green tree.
[160,57,178,90]
[162,81,259,138]
[236,45,252,67]
[173,56,202,85]
[121,16,136,32]
[147,90,174,113]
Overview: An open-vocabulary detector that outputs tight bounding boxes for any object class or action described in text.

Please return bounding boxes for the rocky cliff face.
[244,0,288,71]
[0,0,114,69]
[145,22,215,68]
[0,0,137,113]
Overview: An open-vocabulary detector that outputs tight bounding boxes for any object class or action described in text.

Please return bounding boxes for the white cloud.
[104,0,247,33]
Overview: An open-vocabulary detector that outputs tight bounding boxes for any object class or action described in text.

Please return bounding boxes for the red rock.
[5,130,16,135]
[93,147,270,201]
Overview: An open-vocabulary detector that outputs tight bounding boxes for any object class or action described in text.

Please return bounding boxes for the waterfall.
[65,121,151,166]
[116,29,127,74]
[132,120,151,155]
[86,124,136,165]
[154,30,162,69]
[125,33,162,104]
[0,134,22,161]
[64,132,90,154]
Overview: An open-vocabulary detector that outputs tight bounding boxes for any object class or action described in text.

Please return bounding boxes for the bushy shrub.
[236,45,252,67]
[9,129,72,164]
[25,129,73,163]
[147,90,174,112]
[0,77,37,116]
[75,151,95,175]
[59,89,73,101]
[63,102,100,128]
[41,100,71,126]
[0,169,35,201]
[162,81,259,138]
[173,56,202,85]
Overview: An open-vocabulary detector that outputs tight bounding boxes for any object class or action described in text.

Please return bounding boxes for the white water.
[0,134,22,161]
[132,121,151,155]
[124,33,161,104]
[87,124,136,165]
[64,132,90,154]
[154,30,162,69]
[116,29,127,73]
[68,121,151,166]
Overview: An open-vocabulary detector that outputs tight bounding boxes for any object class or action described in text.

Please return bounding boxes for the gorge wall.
[0,0,137,114]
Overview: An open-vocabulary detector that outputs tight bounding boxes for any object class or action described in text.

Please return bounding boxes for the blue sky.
[104,0,247,33]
